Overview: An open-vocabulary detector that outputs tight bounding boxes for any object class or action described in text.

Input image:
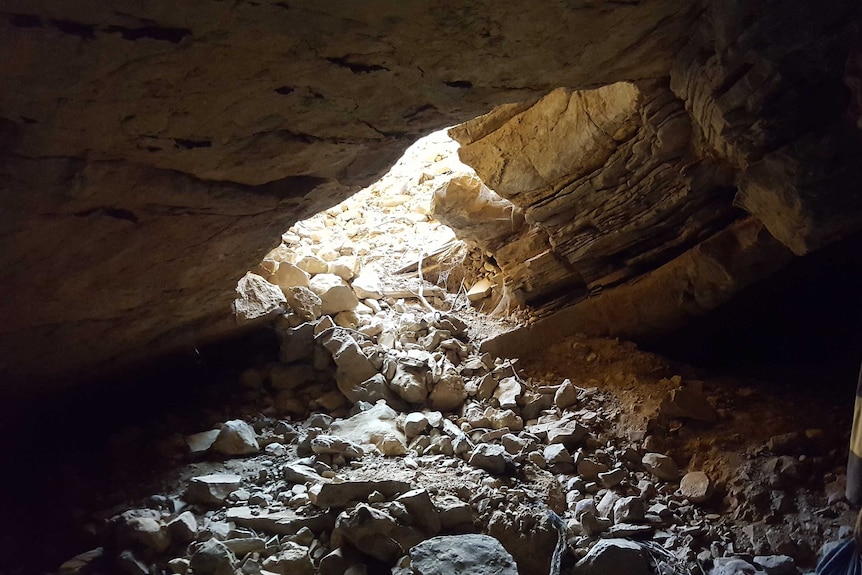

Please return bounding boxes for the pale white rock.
[679,471,713,503]
[352,270,384,300]
[329,401,407,456]
[330,256,360,279]
[334,310,360,329]
[467,278,494,302]
[283,286,323,321]
[185,429,220,455]
[428,372,467,411]
[309,274,360,315]
[270,262,310,291]
[468,443,507,475]
[403,412,430,438]
[232,273,286,322]
[318,328,378,402]
[167,511,198,543]
[554,378,578,409]
[493,376,521,409]
[212,420,260,456]
[486,407,523,431]
[296,254,329,275]
[642,453,680,481]
[186,474,243,506]
[262,542,314,575]
[317,247,339,262]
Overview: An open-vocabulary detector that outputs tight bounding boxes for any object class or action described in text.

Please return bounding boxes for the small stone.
[233,273,286,321]
[190,539,237,575]
[469,443,507,475]
[574,539,651,575]
[493,377,521,409]
[270,262,310,291]
[613,496,645,524]
[436,495,474,530]
[212,420,260,456]
[753,555,796,575]
[186,473,243,506]
[403,412,430,438]
[428,373,468,412]
[554,378,578,409]
[185,429,220,455]
[467,278,494,302]
[679,471,712,503]
[167,558,189,575]
[284,286,323,320]
[296,254,329,275]
[578,458,609,480]
[642,453,679,481]
[309,274,360,315]
[410,534,518,575]
[543,444,574,472]
[311,435,364,458]
[167,511,197,543]
[59,548,104,575]
[711,557,761,575]
[352,270,384,299]
[660,386,718,422]
[262,542,314,575]
[396,488,441,535]
[599,467,627,489]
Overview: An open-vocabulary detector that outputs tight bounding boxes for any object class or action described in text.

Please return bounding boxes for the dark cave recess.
[641,228,862,393]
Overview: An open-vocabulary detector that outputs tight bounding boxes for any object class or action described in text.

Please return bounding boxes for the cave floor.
[7,307,857,575]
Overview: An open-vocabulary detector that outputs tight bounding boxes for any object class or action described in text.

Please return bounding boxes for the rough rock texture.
[1,0,860,390]
[0,0,698,389]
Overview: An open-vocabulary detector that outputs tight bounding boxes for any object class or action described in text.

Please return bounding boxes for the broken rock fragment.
[469,443,507,475]
[309,273,359,315]
[679,471,713,503]
[212,419,260,456]
[574,538,651,575]
[232,272,286,322]
[185,473,242,506]
[189,539,236,575]
[332,503,425,563]
[642,452,680,481]
[409,534,518,575]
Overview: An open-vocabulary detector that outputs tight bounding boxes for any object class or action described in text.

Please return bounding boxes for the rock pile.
[57,293,850,575]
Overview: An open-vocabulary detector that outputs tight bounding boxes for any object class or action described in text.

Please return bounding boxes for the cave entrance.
[235,127,526,343]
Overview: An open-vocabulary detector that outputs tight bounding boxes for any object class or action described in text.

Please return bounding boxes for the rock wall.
[1,0,861,390]
[0,0,696,388]
[447,0,862,337]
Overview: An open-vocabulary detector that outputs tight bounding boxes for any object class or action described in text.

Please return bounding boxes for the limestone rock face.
[0,0,860,391]
[0,0,700,389]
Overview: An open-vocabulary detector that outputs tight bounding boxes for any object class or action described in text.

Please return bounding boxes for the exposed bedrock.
[0,0,861,390]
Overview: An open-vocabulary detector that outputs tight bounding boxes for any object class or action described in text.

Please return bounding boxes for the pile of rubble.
[57,287,856,575]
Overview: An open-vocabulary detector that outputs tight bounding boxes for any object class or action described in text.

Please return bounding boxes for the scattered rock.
[642,453,679,481]
[469,443,508,475]
[212,420,260,456]
[261,542,314,575]
[680,471,713,503]
[554,378,578,409]
[189,539,236,575]
[185,474,242,506]
[573,538,651,575]
[309,274,360,315]
[233,272,286,321]
[409,534,518,575]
